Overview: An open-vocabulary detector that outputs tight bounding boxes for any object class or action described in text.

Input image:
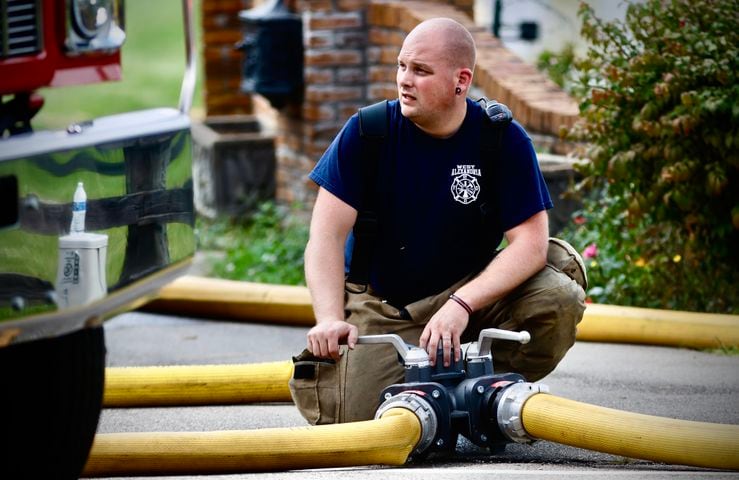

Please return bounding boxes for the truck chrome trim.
[178,0,196,114]
[0,107,190,161]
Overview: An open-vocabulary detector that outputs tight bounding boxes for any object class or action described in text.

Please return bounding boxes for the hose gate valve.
[359,328,537,457]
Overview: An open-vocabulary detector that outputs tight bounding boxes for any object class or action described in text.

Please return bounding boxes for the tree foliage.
[537,42,577,93]
[566,0,739,313]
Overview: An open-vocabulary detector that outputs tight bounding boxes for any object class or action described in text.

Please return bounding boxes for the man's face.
[396,33,457,130]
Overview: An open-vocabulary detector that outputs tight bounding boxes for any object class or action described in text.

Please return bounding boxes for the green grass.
[706,345,739,356]
[34,0,204,129]
[196,202,309,286]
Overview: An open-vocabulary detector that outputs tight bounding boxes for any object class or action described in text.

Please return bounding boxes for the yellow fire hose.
[82,408,421,477]
[577,303,739,349]
[141,275,739,349]
[522,393,739,470]
[104,361,294,407]
[100,361,739,471]
[142,275,314,325]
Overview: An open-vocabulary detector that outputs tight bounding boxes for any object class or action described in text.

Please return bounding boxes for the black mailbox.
[238,0,303,109]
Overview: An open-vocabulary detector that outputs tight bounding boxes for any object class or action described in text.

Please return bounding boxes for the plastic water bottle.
[70,182,86,233]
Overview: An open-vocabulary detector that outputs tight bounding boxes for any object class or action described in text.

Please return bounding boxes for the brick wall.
[241,0,579,208]
[202,0,253,116]
[264,0,372,207]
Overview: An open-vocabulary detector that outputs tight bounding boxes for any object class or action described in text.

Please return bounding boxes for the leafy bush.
[536,42,577,93]
[563,0,738,313]
[197,202,309,286]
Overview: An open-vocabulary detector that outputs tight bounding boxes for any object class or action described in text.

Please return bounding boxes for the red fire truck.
[0,1,196,476]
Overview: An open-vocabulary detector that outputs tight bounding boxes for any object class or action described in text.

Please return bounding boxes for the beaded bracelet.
[448,293,473,315]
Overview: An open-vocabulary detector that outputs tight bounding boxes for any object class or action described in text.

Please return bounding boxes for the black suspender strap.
[477,97,512,235]
[346,100,388,286]
[477,96,512,152]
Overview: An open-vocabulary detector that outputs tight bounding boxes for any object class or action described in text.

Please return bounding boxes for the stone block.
[538,154,582,235]
[192,116,276,218]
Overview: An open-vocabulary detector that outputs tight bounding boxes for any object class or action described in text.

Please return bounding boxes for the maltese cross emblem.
[450,173,480,204]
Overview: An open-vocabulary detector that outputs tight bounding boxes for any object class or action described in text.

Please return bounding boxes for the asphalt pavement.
[95,308,739,480]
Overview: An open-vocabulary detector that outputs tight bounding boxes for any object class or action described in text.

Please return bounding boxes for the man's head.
[396,18,476,137]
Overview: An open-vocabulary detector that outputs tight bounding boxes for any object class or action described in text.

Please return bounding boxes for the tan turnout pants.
[289,238,587,425]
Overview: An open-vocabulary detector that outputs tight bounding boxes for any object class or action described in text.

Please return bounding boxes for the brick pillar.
[260,0,370,208]
[202,0,253,116]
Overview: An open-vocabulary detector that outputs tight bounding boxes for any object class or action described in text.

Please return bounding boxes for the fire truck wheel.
[0,326,105,478]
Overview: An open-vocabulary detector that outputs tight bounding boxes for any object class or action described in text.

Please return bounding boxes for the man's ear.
[456,68,473,93]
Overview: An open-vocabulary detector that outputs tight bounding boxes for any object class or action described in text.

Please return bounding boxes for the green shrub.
[563,0,739,313]
[536,42,577,93]
[197,202,309,286]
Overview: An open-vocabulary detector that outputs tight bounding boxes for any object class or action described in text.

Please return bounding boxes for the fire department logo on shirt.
[450,165,481,204]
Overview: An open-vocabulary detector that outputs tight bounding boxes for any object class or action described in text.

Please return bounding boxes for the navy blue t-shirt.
[309,98,552,307]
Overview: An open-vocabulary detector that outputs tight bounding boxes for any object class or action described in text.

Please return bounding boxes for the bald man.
[290,18,587,424]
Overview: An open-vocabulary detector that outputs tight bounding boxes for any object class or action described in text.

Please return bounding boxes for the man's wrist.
[315,316,345,325]
[448,293,473,315]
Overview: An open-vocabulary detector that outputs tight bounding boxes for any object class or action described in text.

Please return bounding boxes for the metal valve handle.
[476,328,530,358]
[356,334,432,368]
[356,334,410,359]
[358,329,529,362]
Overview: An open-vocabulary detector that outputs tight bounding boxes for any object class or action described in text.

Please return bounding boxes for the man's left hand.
[419,300,469,367]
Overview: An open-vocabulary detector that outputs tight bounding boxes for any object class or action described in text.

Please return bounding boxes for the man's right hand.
[307,320,359,361]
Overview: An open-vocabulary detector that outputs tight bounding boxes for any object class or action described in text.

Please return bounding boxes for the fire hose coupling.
[494,382,550,444]
[375,392,439,455]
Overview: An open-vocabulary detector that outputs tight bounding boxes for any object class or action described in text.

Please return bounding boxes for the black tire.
[0,326,105,479]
